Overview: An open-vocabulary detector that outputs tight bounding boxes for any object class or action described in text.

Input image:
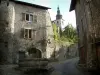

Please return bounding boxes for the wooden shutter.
[30,14,33,22]
[22,13,25,21]
[34,15,37,23]
[24,29,28,39]
[20,28,24,38]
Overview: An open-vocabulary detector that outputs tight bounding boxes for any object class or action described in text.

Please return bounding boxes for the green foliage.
[52,23,78,44]
[62,24,78,43]
[52,23,60,41]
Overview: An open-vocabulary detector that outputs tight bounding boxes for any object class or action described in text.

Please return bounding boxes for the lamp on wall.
[40,38,51,44]
[47,39,51,44]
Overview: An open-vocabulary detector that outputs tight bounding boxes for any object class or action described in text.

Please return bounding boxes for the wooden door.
[96,45,100,67]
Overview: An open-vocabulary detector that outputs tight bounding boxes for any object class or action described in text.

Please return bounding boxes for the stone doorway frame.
[27,47,42,58]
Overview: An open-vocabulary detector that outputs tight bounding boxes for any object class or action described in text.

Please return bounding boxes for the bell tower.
[56,6,62,20]
[55,6,64,37]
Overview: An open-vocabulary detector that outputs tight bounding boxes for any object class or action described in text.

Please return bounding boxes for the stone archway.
[28,48,42,58]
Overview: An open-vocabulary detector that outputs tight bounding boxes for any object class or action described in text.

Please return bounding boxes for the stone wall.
[50,43,78,61]
[65,44,78,59]
[89,0,100,68]
[45,10,55,58]
[75,0,100,69]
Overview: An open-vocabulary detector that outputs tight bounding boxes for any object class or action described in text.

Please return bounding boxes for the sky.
[18,0,76,28]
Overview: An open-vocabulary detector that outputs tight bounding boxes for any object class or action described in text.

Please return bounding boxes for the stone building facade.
[70,0,100,69]
[0,0,54,64]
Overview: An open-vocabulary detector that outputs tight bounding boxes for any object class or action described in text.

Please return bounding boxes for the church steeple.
[57,6,60,15]
[56,6,62,20]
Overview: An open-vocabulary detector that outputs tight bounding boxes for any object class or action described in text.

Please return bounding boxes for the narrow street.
[0,57,100,75]
[50,57,99,75]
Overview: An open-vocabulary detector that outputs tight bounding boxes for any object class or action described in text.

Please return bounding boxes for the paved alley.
[50,57,99,75]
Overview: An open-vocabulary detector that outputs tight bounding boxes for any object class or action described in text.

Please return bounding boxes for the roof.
[10,0,51,9]
[69,0,77,11]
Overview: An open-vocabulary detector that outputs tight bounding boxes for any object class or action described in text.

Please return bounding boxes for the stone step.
[18,58,49,71]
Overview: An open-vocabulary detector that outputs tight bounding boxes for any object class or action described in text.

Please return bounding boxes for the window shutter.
[34,15,37,23]
[29,29,32,38]
[20,28,24,38]
[30,14,33,22]
[22,13,25,21]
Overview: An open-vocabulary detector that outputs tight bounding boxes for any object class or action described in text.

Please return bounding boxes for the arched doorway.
[28,48,42,58]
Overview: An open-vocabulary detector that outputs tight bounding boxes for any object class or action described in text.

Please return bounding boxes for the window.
[22,13,37,22]
[24,29,32,39]
[25,14,33,22]
[4,42,8,47]
[22,13,33,22]
[62,21,63,24]
[29,29,32,38]
[57,21,59,24]
[26,14,29,21]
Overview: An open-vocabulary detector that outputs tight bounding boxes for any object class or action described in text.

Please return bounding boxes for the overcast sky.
[18,0,76,28]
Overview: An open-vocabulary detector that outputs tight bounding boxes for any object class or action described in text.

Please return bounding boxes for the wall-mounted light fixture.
[47,39,51,44]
